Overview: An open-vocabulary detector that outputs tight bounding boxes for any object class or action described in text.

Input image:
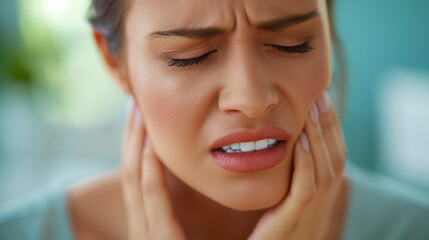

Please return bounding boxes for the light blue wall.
[334,0,429,169]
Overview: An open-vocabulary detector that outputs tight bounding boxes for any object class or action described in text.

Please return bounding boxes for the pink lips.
[210,126,291,172]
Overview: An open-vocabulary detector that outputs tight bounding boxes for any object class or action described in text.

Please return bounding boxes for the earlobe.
[92,29,132,95]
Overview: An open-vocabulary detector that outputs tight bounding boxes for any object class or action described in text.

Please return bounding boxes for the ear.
[92,29,132,95]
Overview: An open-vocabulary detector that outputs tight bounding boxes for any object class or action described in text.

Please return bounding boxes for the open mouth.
[211,140,288,172]
[212,139,283,153]
[209,126,291,172]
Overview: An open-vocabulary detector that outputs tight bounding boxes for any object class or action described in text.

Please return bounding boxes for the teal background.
[334,0,429,170]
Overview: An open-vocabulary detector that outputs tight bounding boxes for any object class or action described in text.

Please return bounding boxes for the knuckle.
[319,113,331,126]
[299,157,314,169]
[295,186,316,205]
[318,174,334,189]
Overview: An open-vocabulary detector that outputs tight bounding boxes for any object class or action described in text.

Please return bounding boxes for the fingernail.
[309,103,319,124]
[299,132,310,152]
[316,91,330,114]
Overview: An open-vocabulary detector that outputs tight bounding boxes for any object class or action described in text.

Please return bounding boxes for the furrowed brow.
[147,27,225,39]
[257,10,321,30]
[147,10,320,39]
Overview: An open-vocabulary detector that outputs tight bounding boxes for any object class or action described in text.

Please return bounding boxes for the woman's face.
[123,0,331,210]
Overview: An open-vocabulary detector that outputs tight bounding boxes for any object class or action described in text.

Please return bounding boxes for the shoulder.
[0,183,74,240]
[341,161,429,240]
[68,169,127,240]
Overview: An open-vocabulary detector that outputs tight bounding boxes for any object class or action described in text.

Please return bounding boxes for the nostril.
[265,104,276,113]
[226,110,243,116]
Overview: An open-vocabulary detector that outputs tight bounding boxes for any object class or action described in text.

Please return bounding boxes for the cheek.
[142,82,201,159]
[298,53,331,104]
[275,45,331,130]
[129,66,211,169]
[124,19,207,160]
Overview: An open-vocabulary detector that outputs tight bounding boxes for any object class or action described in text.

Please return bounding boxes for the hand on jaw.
[248,91,347,240]
[120,92,347,240]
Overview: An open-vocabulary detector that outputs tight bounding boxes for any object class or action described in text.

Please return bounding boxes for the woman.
[1,0,428,239]
[72,0,348,238]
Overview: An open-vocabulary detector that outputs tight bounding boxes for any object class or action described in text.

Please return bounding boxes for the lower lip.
[210,141,288,173]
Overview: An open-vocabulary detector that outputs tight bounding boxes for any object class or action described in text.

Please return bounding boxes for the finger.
[305,103,335,189]
[269,132,317,234]
[142,141,180,234]
[316,92,347,175]
[121,99,147,232]
[122,98,137,150]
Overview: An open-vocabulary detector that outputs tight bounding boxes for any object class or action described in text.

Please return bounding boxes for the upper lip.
[210,125,291,150]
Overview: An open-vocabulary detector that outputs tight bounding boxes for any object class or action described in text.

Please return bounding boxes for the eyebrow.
[148,27,224,39]
[147,10,320,39]
[257,10,320,30]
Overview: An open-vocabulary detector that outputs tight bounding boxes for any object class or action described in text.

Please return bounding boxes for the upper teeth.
[221,139,278,153]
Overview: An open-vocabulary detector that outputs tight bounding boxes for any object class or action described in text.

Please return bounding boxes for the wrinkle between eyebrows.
[257,10,320,30]
[147,9,320,40]
[148,27,225,39]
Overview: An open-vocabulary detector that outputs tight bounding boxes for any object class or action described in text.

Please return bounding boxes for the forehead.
[127,0,321,31]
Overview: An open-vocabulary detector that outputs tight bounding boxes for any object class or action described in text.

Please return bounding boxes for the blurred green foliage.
[0,0,28,84]
[0,0,125,127]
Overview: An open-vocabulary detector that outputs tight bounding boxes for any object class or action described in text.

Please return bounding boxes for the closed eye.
[167,50,217,68]
[266,41,314,55]
[166,41,312,68]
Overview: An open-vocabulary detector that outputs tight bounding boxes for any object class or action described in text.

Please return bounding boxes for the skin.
[67,0,349,239]
[124,0,331,210]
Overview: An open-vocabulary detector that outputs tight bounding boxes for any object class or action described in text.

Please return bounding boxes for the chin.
[212,180,289,211]
[224,197,284,211]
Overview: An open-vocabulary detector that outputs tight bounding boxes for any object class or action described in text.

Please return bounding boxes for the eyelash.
[267,41,314,55]
[167,41,313,68]
[167,50,217,68]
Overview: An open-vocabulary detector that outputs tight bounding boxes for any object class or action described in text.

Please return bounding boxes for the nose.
[218,47,279,118]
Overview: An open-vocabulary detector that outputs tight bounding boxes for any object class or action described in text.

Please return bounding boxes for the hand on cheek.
[121,98,186,240]
[248,92,347,240]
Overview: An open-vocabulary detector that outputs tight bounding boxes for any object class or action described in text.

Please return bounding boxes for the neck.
[164,167,265,240]
[164,168,349,240]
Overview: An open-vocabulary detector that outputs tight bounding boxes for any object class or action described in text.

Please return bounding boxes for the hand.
[248,92,347,240]
[120,98,186,240]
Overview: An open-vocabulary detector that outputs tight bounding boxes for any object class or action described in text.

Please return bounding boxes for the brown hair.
[88,0,130,56]
[326,0,347,118]
[88,0,346,117]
